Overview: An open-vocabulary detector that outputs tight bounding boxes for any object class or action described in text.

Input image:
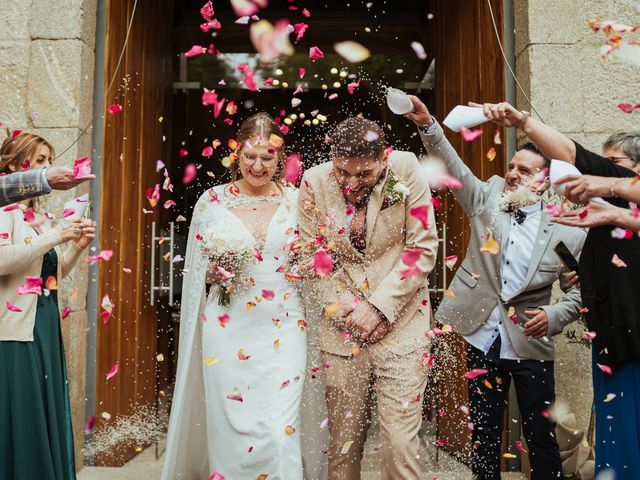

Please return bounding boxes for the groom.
[298,116,438,479]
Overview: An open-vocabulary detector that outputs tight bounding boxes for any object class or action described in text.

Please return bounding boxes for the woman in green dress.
[0,133,94,479]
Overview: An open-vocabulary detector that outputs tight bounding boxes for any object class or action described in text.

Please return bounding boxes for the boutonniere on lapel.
[381,170,409,210]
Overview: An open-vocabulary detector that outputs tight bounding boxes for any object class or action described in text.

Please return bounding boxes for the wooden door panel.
[432,0,507,463]
[95,0,173,466]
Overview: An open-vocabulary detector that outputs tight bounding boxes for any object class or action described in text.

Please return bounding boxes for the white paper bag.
[386,87,415,115]
[549,160,606,204]
[63,193,89,220]
[443,105,489,132]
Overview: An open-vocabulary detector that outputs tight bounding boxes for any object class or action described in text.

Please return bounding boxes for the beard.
[498,176,541,212]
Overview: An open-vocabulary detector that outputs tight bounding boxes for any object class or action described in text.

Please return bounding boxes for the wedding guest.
[0,133,95,207]
[408,96,585,480]
[480,101,640,478]
[0,133,95,479]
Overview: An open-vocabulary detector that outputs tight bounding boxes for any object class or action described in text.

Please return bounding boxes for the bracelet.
[516,111,531,129]
[611,178,622,198]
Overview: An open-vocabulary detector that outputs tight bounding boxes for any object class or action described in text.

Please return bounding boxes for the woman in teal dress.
[0,133,95,479]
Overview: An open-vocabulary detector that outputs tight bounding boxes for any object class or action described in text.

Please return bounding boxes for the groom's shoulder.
[302,161,333,184]
[388,149,419,175]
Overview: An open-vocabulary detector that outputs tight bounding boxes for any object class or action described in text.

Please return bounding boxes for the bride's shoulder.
[193,184,230,212]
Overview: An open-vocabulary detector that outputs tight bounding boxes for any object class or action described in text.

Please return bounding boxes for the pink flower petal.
[309,46,325,59]
[347,79,361,94]
[23,208,36,223]
[409,205,429,229]
[313,250,333,277]
[400,265,423,280]
[401,248,423,267]
[184,45,207,58]
[200,1,214,21]
[515,440,528,454]
[61,306,71,319]
[209,474,225,480]
[597,363,613,376]
[461,127,483,142]
[62,208,76,218]
[262,289,275,300]
[202,146,214,158]
[183,163,197,185]
[17,276,42,295]
[283,153,303,184]
[84,415,96,434]
[107,104,123,115]
[106,362,119,380]
[243,67,259,91]
[6,301,22,312]
[465,368,489,380]
[73,157,92,178]
[293,22,308,42]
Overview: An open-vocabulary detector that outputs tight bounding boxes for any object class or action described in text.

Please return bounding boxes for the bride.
[162,112,326,479]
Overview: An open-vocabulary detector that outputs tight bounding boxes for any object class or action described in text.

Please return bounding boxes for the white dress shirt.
[464,201,543,360]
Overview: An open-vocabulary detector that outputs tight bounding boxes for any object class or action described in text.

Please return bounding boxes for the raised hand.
[469,101,524,128]
[404,95,434,128]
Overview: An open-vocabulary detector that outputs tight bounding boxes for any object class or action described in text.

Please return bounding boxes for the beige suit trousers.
[323,344,428,479]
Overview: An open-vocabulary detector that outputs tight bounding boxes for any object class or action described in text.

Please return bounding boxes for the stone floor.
[79,418,527,480]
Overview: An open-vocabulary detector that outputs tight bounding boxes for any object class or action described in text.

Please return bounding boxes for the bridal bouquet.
[198,231,255,306]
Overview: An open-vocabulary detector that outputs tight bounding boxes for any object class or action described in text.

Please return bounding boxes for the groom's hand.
[364,319,394,345]
[342,301,383,341]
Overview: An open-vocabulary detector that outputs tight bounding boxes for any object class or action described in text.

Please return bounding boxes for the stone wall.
[0,0,97,470]
[514,0,640,447]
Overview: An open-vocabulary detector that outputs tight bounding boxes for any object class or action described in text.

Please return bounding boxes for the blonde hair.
[0,133,55,174]
[230,112,286,189]
[0,133,55,212]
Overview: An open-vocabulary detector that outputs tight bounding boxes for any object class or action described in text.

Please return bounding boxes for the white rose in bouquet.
[198,230,256,306]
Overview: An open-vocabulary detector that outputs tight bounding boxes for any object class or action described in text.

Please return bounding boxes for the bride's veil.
[300,293,329,480]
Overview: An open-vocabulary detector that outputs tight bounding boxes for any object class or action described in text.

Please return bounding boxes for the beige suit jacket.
[298,151,439,356]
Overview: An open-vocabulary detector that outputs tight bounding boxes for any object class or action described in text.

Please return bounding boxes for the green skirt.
[0,249,75,479]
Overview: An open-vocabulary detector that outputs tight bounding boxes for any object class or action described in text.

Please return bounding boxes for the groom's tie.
[349,204,367,254]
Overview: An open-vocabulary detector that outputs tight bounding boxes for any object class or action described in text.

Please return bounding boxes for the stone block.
[522,44,584,133]
[0,40,31,129]
[29,0,98,48]
[550,283,593,435]
[514,0,597,56]
[577,52,640,134]
[27,39,95,128]
[61,309,88,470]
[0,0,32,40]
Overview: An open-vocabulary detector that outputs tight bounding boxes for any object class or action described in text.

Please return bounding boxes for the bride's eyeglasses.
[240,151,277,166]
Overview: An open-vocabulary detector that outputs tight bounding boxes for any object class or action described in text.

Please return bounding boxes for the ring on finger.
[74,227,81,235]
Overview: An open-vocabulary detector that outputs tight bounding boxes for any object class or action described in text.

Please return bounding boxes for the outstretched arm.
[472,101,577,164]
[0,169,48,207]
[407,96,493,216]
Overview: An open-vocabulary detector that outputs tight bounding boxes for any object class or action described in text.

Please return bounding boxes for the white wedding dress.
[162,185,328,480]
